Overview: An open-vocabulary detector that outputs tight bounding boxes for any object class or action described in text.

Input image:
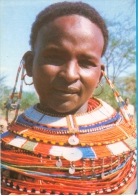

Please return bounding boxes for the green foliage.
[0,75,38,113]
[115,73,136,106]
[94,82,118,109]
[0,76,11,110]
[94,72,136,110]
[20,91,39,110]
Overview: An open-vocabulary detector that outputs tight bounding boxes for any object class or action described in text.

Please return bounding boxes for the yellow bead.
[81,143,86,146]
[111,140,115,143]
[89,143,94,146]
[23,134,27,138]
[43,140,47,143]
[104,141,109,145]
[59,142,64,146]
[51,141,55,144]
[29,136,33,140]
[97,143,102,146]
[36,138,40,142]
[117,138,120,142]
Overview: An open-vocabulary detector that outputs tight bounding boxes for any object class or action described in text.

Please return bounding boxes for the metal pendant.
[63,148,82,161]
[56,159,62,167]
[69,167,75,174]
[68,135,79,145]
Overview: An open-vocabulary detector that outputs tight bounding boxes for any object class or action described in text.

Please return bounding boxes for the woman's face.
[31,15,104,114]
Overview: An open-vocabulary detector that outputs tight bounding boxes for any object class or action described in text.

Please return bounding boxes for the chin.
[51,102,78,115]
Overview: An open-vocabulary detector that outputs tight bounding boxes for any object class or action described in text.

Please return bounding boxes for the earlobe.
[22,51,34,77]
[99,63,105,81]
[95,64,105,89]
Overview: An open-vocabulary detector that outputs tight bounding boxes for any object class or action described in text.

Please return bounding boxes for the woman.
[1,1,136,194]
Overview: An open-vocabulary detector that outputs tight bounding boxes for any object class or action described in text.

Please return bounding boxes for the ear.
[99,63,105,82]
[95,63,105,88]
[22,51,34,77]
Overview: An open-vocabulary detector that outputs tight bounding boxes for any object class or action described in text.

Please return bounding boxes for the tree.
[102,18,136,84]
[0,76,11,109]
[116,72,136,106]
[95,72,136,110]
[21,91,38,110]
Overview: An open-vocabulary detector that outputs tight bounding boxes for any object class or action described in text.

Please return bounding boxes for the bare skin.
[26,14,104,115]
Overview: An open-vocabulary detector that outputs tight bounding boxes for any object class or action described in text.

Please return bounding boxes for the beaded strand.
[5,60,25,125]
[1,151,136,194]
[101,71,132,127]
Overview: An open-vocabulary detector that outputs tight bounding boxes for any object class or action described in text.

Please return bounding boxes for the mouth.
[54,87,79,96]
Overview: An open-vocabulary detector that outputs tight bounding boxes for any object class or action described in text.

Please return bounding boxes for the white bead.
[120,182,124,186]
[99,189,103,193]
[19,189,23,191]
[107,188,111,192]
[114,186,118,190]
[125,177,128,182]
[128,173,132,177]
[35,191,40,194]
[132,161,136,166]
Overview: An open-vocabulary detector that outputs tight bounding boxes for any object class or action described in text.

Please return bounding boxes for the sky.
[0,0,136,92]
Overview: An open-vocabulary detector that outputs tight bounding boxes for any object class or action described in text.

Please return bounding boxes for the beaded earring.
[101,70,132,127]
[5,59,26,125]
[93,82,103,96]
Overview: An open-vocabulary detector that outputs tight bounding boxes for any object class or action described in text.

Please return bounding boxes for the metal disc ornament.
[63,148,82,161]
[56,160,62,167]
[69,167,75,174]
[68,135,79,145]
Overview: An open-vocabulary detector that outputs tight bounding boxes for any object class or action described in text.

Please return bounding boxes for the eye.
[43,54,66,66]
[78,59,97,68]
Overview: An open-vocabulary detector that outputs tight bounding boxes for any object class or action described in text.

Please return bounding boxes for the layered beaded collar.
[22,98,117,127]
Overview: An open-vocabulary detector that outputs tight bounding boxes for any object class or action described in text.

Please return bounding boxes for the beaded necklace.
[2,62,136,194]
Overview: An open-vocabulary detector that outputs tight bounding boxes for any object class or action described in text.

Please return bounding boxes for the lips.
[53,87,79,96]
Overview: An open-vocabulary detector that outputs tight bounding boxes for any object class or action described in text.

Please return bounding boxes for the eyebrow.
[43,44,63,51]
[42,44,99,62]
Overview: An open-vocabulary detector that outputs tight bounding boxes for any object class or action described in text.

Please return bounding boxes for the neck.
[37,101,89,116]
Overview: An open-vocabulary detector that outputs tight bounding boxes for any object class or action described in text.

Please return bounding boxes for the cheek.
[82,69,101,90]
[33,65,57,82]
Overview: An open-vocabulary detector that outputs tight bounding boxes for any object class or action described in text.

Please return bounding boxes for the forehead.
[35,15,104,52]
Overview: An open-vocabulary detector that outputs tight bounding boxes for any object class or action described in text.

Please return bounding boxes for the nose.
[58,60,80,83]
